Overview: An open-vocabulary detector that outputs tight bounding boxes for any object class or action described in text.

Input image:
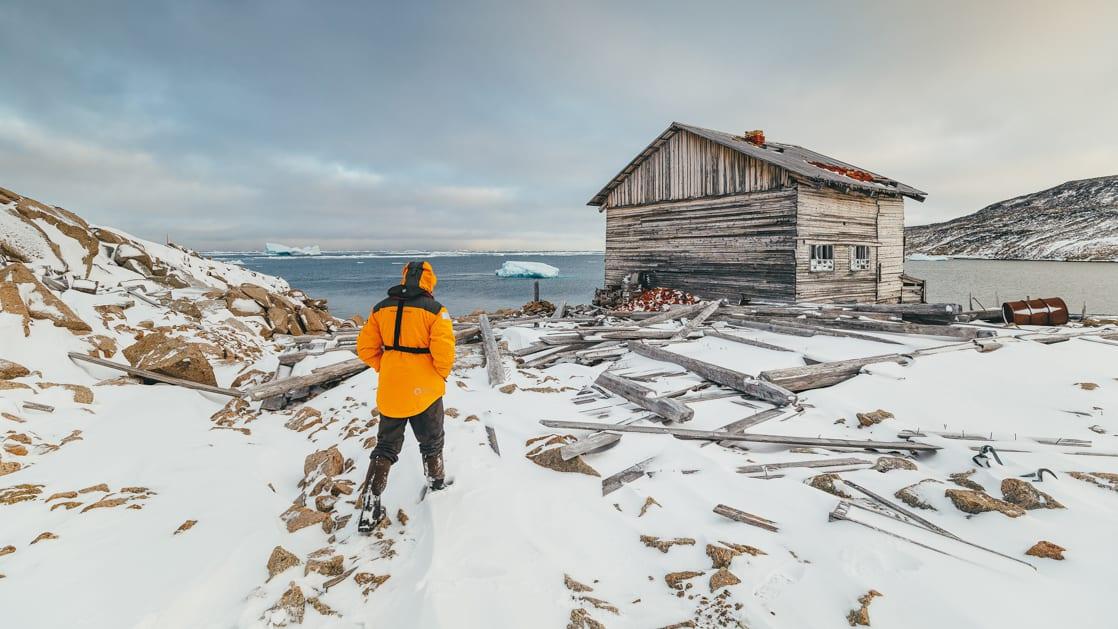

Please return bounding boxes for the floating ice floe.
[265,242,322,256]
[495,260,559,278]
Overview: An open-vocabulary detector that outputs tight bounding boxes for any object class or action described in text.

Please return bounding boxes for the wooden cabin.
[588,123,927,304]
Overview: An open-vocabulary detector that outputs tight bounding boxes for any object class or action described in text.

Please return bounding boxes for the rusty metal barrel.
[1001,297,1069,326]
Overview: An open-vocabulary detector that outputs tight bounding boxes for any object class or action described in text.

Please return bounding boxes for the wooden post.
[601,456,657,496]
[68,352,245,398]
[712,504,779,532]
[478,314,506,386]
[533,280,540,303]
[629,342,796,406]
[550,300,567,321]
[594,371,693,422]
[669,300,721,341]
[247,358,369,400]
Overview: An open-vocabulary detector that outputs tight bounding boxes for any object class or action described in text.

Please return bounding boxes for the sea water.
[209,252,1118,318]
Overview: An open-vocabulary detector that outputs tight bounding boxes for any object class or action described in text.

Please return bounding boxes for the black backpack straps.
[384,260,432,355]
[392,296,405,350]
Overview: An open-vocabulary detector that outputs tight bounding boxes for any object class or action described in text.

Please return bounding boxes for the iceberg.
[495,260,559,278]
[265,242,322,256]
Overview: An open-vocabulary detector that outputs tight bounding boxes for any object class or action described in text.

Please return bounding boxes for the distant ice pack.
[265,242,322,256]
[495,260,559,278]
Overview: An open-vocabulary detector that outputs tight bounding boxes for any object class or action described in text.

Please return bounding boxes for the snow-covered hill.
[906,176,1118,260]
[4,184,1118,628]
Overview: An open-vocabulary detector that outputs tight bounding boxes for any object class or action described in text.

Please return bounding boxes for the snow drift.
[495,260,559,278]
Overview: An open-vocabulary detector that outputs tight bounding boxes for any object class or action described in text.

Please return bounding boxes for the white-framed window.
[809,244,834,272]
[851,245,871,271]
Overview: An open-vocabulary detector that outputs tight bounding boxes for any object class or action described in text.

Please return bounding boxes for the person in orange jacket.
[355,260,455,523]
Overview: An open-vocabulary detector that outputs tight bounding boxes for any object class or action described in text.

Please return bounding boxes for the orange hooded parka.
[356,261,455,418]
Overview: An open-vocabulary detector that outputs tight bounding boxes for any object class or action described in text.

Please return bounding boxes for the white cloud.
[275,154,384,188]
[422,185,516,207]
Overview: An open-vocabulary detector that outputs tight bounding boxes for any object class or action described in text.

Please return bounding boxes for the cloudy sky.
[1,1,1115,251]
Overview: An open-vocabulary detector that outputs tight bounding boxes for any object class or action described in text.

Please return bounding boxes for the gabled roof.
[588,122,927,206]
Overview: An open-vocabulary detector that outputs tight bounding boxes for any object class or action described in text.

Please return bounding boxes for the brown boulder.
[271,583,306,625]
[944,489,1025,518]
[304,446,344,477]
[305,549,344,576]
[872,456,917,473]
[0,461,21,476]
[267,546,301,580]
[1001,478,1064,510]
[664,571,703,590]
[1025,540,1066,560]
[112,243,154,273]
[640,535,695,554]
[123,332,217,387]
[301,308,328,334]
[0,359,29,380]
[280,504,334,533]
[267,306,292,334]
[847,589,883,626]
[856,409,893,428]
[239,283,272,308]
[224,289,265,317]
[83,335,118,359]
[949,469,986,491]
[0,263,91,335]
[808,473,851,498]
[709,568,741,592]
[524,434,599,476]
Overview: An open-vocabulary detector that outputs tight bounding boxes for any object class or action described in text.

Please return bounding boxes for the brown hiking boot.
[423,453,445,490]
[370,456,392,496]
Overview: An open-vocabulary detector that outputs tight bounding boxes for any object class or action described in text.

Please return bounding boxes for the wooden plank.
[539,419,941,452]
[803,317,993,340]
[629,342,796,406]
[713,504,779,532]
[550,300,567,321]
[485,426,501,456]
[728,318,815,337]
[602,456,657,496]
[704,328,796,352]
[455,325,481,343]
[68,352,245,398]
[594,371,694,422]
[21,401,54,413]
[478,314,506,386]
[759,354,910,392]
[669,300,721,341]
[636,302,710,328]
[735,315,906,345]
[247,358,368,401]
[704,408,796,449]
[738,457,870,474]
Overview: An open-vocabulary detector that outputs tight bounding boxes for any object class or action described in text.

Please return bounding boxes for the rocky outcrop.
[267,546,301,581]
[847,590,883,626]
[1001,478,1064,510]
[0,359,29,380]
[123,332,217,387]
[0,263,91,335]
[1025,540,1066,560]
[944,489,1025,518]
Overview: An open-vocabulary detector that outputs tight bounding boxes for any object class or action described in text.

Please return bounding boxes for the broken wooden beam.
[247,358,368,401]
[594,371,694,422]
[629,342,796,406]
[737,457,871,475]
[669,300,721,341]
[485,425,501,455]
[539,419,941,453]
[21,401,54,413]
[726,317,815,337]
[704,328,796,352]
[635,302,710,327]
[550,300,567,321]
[68,352,245,398]
[478,314,506,386]
[759,353,910,392]
[602,456,656,496]
[713,504,779,532]
[804,317,994,340]
[455,325,481,343]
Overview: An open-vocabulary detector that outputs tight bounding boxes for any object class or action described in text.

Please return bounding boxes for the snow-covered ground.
[3,187,1118,628]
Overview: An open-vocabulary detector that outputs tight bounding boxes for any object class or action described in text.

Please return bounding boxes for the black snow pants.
[370,397,444,463]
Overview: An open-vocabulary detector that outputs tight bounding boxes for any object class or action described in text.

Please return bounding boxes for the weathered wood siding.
[604,189,798,302]
[605,130,791,208]
[794,186,905,303]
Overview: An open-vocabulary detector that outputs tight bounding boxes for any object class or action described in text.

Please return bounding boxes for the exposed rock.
[1076,382,1099,391]
[525,434,599,476]
[396,508,409,525]
[944,489,1025,518]
[1068,471,1118,493]
[895,479,941,511]
[50,501,82,511]
[567,608,606,629]
[9,196,100,275]
[113,243,154,273]
[706,543,743,569]
[81,497,127,513]
[0,359,29,380]
[285,407,322,432]
[564,574,594,592]
[709,568,741,592]
[267,546,301,581]
[0,461,21,476]
[847,589,882,626]
[305,548,344,576]
[354,572,391,595]
[499,383,517,394]
[718,541,765,557]
[639,496,661,517]
[0,263,92,335]
[271,583,306,625]
[1025,540,1066,560]
[280,504,333,533]
[314,495,337,513]
[30,531,58,544]
[174,520,198,535]
[579,596,618,614]
[0,484,42,505]
[856,409,893,428]
[303,446,344,477]
[78,483,110,493]
[3,444,28,456]
[1001,478,1064,510]
[38,383,94,404]
[808,473,850,498]
[83,334,118,359]
[641,535,696,553]
[665,571,704,590]
[168,298,203,320]
[301,308,328,334]
[307,597,337,617]
[239,283,272,307]
[949,469,986,491]
[0,545,14,556]
[123,332,217,387]
[872,456,917,473]
[0,381,32,392]
[224,288,265,316]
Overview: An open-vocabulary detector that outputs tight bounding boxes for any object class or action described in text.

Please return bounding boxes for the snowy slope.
[3,185,1118,629]
[906,175,1118,261]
